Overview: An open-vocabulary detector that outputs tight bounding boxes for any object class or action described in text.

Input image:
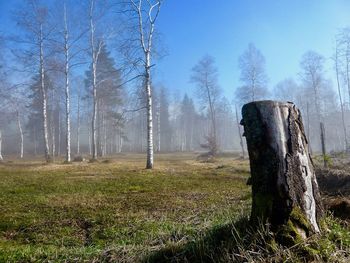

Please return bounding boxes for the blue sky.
[156,0,350,99]
[2,1,350,100]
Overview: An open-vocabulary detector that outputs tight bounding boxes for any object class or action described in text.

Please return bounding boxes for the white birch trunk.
[346,47,350,106]
[141,114,144,152]
[335,45,348,151]
[34,126,37,156]
[145,57,154,168]
[104,114,107,156]
[235,105,245,159]
[0,130,3,161]
[90,0,98,160]
[51,114,55,158]
[119,134,123,153]
[88,128,92,155]
[16,110,24,159]
[101,111,107,156]
[57,110,61,156]
[77,85,81,155]
[40,24,51,162]
[89,0,102,160]
[206,84,216,140]
[64,4,71,162]
[130,0,161,168]
[157,103,160,152]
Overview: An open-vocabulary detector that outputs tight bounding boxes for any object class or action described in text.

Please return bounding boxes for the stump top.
[243,100,294,109]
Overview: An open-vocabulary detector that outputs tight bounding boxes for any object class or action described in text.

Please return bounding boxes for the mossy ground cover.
[0,153,349,262]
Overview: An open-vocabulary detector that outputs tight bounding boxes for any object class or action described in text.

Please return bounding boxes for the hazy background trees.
[191,55,222,155]
[236,43,269,104]
[0,1,350,163]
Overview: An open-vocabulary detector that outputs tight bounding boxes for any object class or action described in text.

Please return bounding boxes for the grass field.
[0,153,349,262]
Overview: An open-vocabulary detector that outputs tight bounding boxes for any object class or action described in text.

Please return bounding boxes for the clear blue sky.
[156,0,350,99]
[2,1,350,99]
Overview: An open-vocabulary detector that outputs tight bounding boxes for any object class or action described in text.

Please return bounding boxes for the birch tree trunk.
[140,113,144,152]
[306,102,312,155]
[40,24,51,163]
[346,46,350,105]
[102,110,107,156]
[0,130,3,161]
[241,101,323,245]
[145,53,154,168]
[90,29,97,160]
[16,110,24,159]
[51,113,55,158]
[97,101,101,157]
[157,104,160,152]
[89,0,99,160]
[58,109,61,156]
[320,122,327,168]
[130,0,161,168]
[76,85,81,155]
[207,84,217,141]
[119,134,123,153]
[104,116,107,155]
[335,45,348,151]
[64,4,71,162]
[88,128,92,155]
[34,126,37,156]
[235,104,245,159]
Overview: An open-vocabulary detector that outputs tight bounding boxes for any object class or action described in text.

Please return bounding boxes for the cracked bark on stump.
[241,101,323,245]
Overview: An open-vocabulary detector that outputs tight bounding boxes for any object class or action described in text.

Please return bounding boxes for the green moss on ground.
[275,206,313,247]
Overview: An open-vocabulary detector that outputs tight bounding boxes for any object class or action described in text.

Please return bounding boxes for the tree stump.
[241,101,323,245]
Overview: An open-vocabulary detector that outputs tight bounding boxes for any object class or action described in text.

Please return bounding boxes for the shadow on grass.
[142,216,254,263]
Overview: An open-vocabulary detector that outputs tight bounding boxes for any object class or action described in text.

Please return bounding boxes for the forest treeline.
[0,0,349,167]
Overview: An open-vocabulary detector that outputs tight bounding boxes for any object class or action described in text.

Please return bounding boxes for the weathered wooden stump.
[241,101,323,245]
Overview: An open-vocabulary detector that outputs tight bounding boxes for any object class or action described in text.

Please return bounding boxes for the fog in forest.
[3,1,350,262]
[0,0,350,163]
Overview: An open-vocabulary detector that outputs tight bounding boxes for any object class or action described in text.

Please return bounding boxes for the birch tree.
[236,43,268,104]
[13,0,52,162]
[191,55,222,155]
[127,0,162,168]
[300,51,333,156]
[1,83,26,159]
[273,78,301,104]
[158,87,171,151]
[300,51,325,125]
[0,59,5,161]
[63,3,72,162]
[337,27,350,105]
[89,0,105,160]
[235,104,245,159]
[76,79,82,155]
[86,0,116,159]
[11,93,25,159]
[84,43,123,157]
[333,40,348,151]
[0,46,8,160]
[0,130,3,161]
[52,1,87,162]
[180,94,196,151]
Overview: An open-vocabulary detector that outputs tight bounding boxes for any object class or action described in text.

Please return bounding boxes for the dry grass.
[0,153,349,262]
[0,153,251,262]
